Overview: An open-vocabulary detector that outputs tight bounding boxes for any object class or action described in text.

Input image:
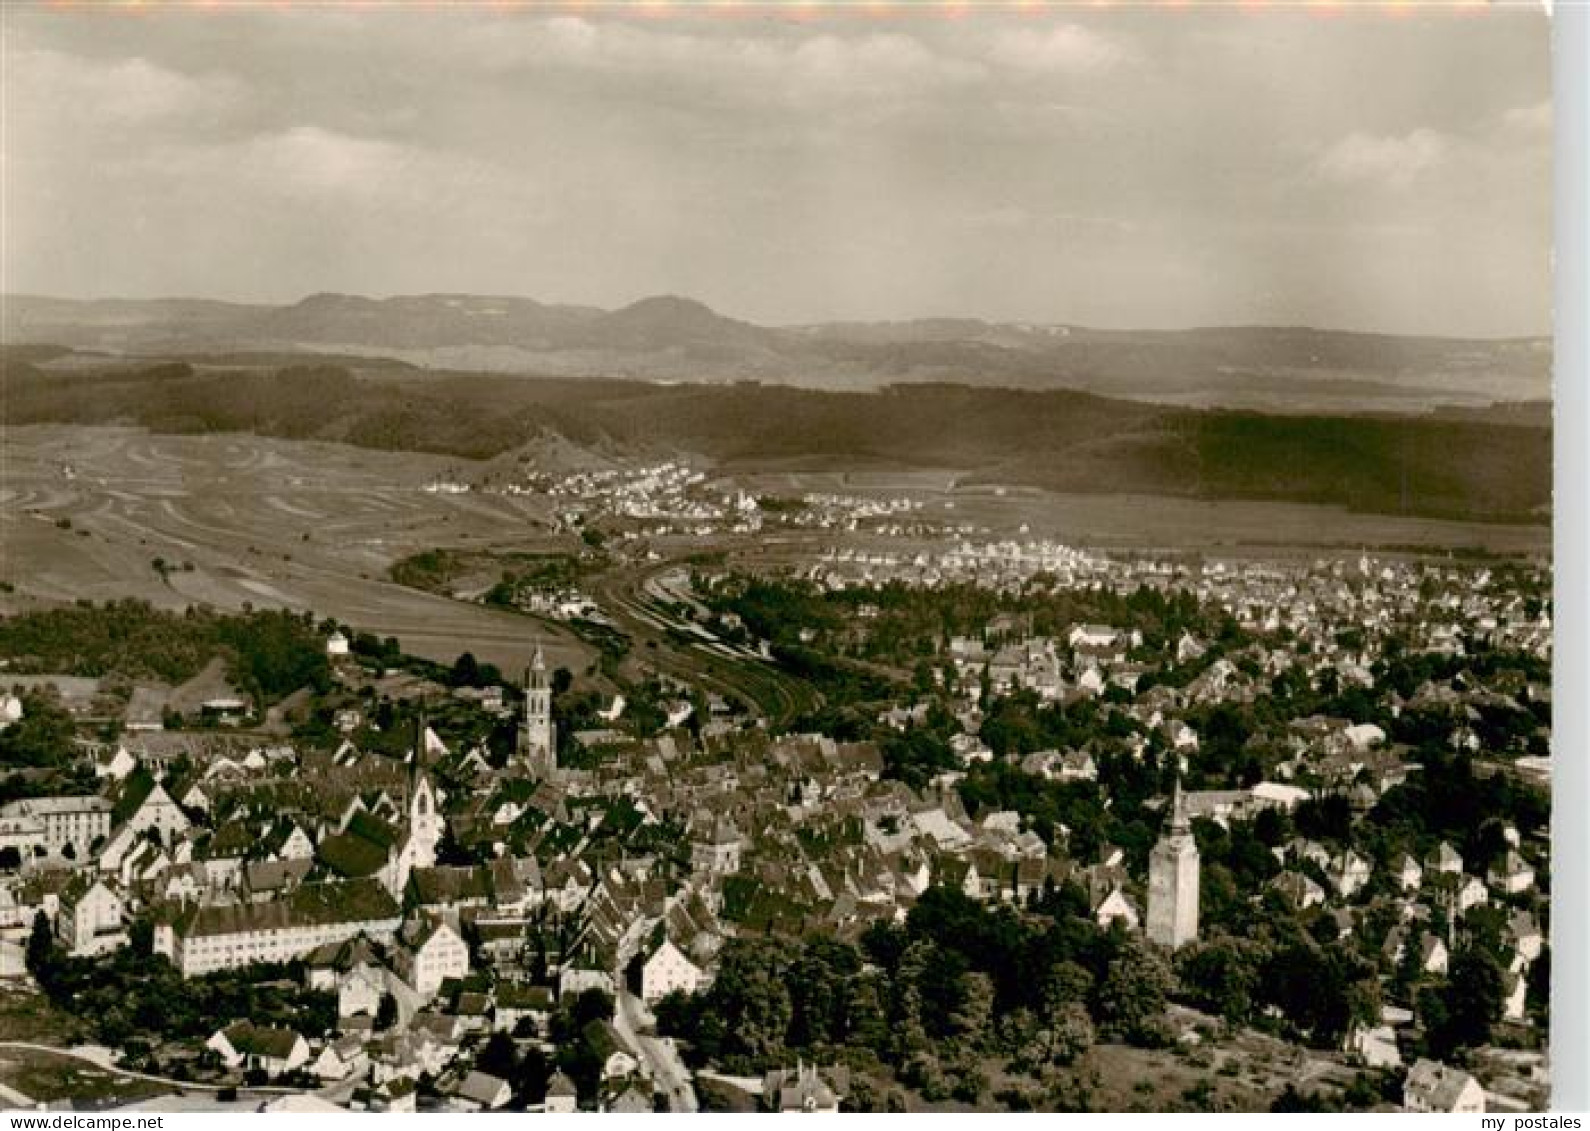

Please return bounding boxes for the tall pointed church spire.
[520,640,556,778]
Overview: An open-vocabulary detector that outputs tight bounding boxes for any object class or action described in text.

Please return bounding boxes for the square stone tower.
[1147,778,1200,950]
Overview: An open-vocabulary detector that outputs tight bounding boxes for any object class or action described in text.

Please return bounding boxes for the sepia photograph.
[0,0,1570,1116]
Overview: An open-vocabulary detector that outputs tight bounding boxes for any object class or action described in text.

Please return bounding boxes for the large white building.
[1147,781,1200,950]
[167,879,401,977]
[0,796,113,857]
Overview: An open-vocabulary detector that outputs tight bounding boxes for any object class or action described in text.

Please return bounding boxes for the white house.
[1456,874,1490,913]
[207,1022,311,1079]
[641,938,705,1004]
[1425,841,1464,876]
[453,1070,512,1112]
[394,917,469,999]
[1329,850,1373,898]
[1092,886,1139,931]
[1487,850,1535,895]
[310,1035,369,1082]
[57,877,124,957]
[1403,1059,1485,1113]
[544,1071,579,1113]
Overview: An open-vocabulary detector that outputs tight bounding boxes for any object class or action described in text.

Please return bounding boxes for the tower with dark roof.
[519,645,557,778]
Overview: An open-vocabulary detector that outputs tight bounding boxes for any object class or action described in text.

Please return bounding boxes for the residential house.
[1425,842,1464,877]
[763,1063,848,1113]
[1403,1059,1485,1113]
[544,1071,580,1113]
[453,1070,512,1112]
[57,876,124,957]
[206,1022,311,1079]
[392,916,470,999]
[1488,850,1535,895]
[1393,854,1423,893]
[641,937,705,1004]
[309,1035,370,1082]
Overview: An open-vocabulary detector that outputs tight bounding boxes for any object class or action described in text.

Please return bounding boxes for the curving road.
[586,552,827,731]
[0,1041,340,1105]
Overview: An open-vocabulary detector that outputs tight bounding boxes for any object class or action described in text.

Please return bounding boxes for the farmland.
[0,426,592,677]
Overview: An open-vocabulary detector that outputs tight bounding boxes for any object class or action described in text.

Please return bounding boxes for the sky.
[0,2,1554,336]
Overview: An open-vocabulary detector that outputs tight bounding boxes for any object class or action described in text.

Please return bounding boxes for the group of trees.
[0,600,332,709]
[0,689,76,769]
[700,575,1222,674]
[656,886,1176,1107]
[664,868,1522,1110]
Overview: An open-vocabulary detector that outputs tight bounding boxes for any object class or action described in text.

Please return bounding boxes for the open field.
[0,427,593,676]
[0,982,84,1048]
[731,473,1551,559]
[0,1046,174,1108]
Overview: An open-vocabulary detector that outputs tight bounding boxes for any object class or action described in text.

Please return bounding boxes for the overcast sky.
[0,3,1552,336]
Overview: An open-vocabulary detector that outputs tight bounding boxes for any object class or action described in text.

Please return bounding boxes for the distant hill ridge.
[1,291,1552,413]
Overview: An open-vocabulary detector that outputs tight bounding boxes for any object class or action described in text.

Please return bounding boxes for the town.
[0,541,1552,1114]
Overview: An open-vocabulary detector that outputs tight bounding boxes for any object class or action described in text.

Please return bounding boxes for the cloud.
[985,24,1129,74]
[1501,100,1551,138]
[0,7,1552,335]
[457,17,981,109]
[6,45,241,127]
[1315,128,1449,190]
[119,124,532,220]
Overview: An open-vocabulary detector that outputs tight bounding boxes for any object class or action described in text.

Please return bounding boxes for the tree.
[1095,933,1174,1046]
[1041,1002,1095,1068]
[128,917,155,959]
[703,939,794,1063]
[375,993,398,1031]
[1178,936,1260,1026]
[451,652,482,688]
[477,1031,519,1080]
[565,988,615,1031]
[1425,948,1505,1058]
[26,911,55,978]
[0,693,76,769]
[950,971,995,1046]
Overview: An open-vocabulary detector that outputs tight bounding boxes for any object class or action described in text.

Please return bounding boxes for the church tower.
[391,714,443,896]
[519,645,557,778]
[1147,778,1200,950]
